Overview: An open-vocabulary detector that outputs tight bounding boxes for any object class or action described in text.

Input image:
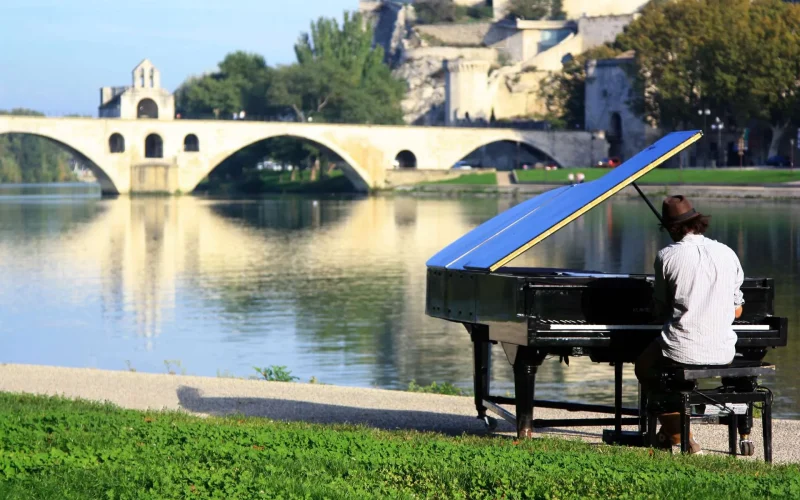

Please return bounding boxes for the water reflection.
[0,192,796,418]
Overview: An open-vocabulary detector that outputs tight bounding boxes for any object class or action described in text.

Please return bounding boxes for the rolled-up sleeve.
[733,255,745,306]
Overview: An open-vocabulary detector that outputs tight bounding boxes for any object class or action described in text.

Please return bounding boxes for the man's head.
[660,195,710,242]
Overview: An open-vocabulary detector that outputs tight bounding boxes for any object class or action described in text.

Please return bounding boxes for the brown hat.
[661,195,701,225]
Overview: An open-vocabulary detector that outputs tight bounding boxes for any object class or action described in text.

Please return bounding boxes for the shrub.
[407,380,471,396]
[415,0,457,24]
[466,4,494,20]
[506,0,549,20]
[252,365,299,382]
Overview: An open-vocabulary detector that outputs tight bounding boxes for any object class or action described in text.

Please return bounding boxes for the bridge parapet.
[0,116,599,194]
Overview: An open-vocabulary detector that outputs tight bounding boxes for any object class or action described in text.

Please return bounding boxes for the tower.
[132,59,161,90]
[444,59,492,126]
[98,59,175,120]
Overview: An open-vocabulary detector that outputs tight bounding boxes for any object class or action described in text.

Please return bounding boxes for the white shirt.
[654,234,744,365]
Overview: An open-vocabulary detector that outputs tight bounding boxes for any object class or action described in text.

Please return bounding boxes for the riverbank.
[397,181,800,200]
[1,364,798,465]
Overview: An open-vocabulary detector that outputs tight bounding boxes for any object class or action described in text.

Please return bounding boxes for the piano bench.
[644,362,775,463]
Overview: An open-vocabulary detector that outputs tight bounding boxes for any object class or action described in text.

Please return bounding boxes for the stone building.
[584,51,660,163]
[99,59,175,121]
[364,0,651,127]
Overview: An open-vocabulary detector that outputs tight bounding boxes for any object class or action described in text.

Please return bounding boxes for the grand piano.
[425,130,788,442]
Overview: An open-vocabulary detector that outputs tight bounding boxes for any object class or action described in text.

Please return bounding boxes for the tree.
[414,0,457,24]
[538,45,623,129]
[615,0,719,130]
[175,51,275,119]
[175,75,242,118]
[273,11,405,125]
[176,10,405,184]
[550,0,566,20]
[0,109,77,183]
[617,0,800,153]
[506,0,551,20]
[737,0,800,156]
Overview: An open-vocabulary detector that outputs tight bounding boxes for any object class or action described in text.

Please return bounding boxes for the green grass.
[1,393,799,499]
[426,172,498,185]
[514,168,800,185]
[406,380,471,396]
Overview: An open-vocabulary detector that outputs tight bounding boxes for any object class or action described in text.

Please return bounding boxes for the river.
[0,185,797,418]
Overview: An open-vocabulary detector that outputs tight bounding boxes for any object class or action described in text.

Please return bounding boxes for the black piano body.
[427,266,786,360]
[424,131,789,440]
[426,266,787,438]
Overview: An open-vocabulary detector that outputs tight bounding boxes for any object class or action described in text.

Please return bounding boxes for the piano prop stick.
[631,182,664,225]
[425,130,788,445]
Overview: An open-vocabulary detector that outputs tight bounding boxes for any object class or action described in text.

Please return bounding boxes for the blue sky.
[0,0,355,116]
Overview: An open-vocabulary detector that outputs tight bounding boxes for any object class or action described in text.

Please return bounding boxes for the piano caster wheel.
[740,440,755,457]
[483,416,498,431]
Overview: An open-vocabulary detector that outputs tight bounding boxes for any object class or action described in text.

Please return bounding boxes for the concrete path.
[495,171,513,186]
[1,363,797,464]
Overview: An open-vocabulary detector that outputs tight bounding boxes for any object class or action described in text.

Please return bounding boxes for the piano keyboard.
[539,319,769,331]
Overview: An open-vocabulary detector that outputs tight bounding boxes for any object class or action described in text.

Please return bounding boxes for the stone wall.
[489,70,548,120]
[131,164,178,193]
[394,55,447,125]
[369,1,411,65]
[415,23,492,47]
[585,57,657,162]
[576,15,637,50]
[396,47,498,125]
[562,0,649,18]
[403,47,498,61]
[527,32,583,71]
[384,168,496,187]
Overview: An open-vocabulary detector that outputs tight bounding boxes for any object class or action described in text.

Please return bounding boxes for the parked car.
[766,155,791,167]
[452,161,474,170]
[596,156,622,168]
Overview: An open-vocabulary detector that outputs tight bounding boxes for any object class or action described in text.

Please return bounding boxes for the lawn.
[515,168,800,185]
[1,393,798,499]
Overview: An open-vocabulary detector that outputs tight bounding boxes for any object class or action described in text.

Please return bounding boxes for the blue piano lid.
[426,130,702,273]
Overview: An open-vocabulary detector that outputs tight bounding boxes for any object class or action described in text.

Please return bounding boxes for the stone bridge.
[0,116,596,194]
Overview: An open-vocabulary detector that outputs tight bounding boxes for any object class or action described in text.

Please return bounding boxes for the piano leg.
[514,347,546,439]
[614,362,623,439]
[471,328,491,420]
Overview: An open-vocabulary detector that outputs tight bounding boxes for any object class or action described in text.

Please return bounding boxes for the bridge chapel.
[99,59,175,120]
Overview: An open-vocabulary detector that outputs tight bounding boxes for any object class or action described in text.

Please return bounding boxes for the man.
[635,195,745,454]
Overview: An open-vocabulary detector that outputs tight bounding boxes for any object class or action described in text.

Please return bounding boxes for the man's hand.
[735,305,743,319]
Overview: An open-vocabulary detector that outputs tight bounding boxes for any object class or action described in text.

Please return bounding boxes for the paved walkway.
[1,363,797,464]
[495,171,513,186]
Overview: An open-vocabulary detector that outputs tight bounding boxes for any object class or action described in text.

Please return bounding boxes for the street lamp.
[711,117,725,168]
[697,108,710,166]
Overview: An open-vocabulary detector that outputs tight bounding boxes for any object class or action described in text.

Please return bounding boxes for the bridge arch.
[443,135,567,171]
[201,133,374,192]
[395,150,417,169]
[0,129,119,194]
